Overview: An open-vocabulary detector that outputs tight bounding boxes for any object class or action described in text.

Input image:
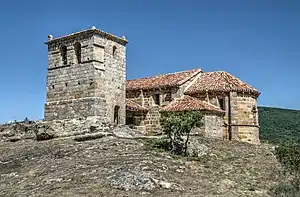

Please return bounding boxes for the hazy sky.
[0,0,299,122]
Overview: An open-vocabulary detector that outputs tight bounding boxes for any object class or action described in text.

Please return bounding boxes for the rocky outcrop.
[0,116,149,142]
[0,116,115,142]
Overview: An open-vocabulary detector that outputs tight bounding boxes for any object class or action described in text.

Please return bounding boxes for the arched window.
[113,46,117,58]
[74,42,81,64]
[60,45,68,65]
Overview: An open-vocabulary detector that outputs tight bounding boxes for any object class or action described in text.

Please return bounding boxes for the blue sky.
[0,0,299,123]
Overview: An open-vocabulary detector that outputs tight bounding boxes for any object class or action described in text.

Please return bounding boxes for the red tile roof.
[126,99,148,112]
[126,69,202,91]
[185,71,260,96]
[160,95,225,114]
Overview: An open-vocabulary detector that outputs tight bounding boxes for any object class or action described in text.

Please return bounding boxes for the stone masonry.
[41,27,260,144]
[44,27,128,124]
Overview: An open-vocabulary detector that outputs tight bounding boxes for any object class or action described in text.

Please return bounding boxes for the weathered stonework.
[40,27,260,144]
[44,28,127,124]
[126,70,260,144]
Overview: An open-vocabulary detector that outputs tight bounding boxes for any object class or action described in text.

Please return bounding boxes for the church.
[44,27,260,144]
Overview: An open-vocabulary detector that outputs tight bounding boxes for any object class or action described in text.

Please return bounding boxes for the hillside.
[259,107,300,144]
[0,136,281,197]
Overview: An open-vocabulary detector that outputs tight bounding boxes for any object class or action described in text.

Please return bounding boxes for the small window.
[218,98,225,110]
[74,42,81,64]
[113,46,117,58]
[60,45,68,65]
[252,105,258,113]
[154,94,160,105]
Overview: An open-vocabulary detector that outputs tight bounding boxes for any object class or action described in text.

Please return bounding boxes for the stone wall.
[144,106,161,134]
[45,31,127,124]
[229,92,260,144]
[126,87,179,134]
[191,113,223,139]
[204,114,223,139]
[234,93,259,144]
[189,91,260,144]
[126,111,146,134]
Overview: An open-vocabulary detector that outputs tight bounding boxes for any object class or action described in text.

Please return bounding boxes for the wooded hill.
[259,106,300,144]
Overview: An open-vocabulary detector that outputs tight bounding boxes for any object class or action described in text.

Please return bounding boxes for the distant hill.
[259,106,300,144]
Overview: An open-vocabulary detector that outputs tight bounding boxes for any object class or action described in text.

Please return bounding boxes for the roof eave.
[45,29,128,45]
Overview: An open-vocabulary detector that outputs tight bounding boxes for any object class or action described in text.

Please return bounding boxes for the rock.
[8,136,21,142]
[186,137,209,157]
[73,132,112,142]
[159,181,172,189]
[112,126,145,139]
[34,123,56,141]
[107,171,156,191]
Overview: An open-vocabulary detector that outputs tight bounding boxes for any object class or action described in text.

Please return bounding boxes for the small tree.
[275,140,300,190]
[160,111,203,155]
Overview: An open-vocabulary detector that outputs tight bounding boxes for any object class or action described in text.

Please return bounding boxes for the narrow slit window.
[154,94,160,105]
[113,46,117,58]
[218,98,225,110]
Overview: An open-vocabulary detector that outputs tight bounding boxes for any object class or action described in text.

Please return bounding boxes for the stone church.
[44,27,260,144]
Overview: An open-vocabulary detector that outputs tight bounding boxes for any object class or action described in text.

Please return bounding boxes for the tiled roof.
[160,95,225,114]
[185,71,260,96]
[126,99,148,112]
[46,28,128,45]
[127,69,201,91]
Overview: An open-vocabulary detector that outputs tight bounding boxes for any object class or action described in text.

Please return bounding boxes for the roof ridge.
[127,68,201,81]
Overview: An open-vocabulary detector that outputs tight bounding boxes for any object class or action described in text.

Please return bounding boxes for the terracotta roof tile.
[126,99,148,112]
[185,71,260,96]
[127,69,201,91]
[160,95,225,114]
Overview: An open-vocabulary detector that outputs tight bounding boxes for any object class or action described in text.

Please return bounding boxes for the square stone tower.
[44,27,128,124]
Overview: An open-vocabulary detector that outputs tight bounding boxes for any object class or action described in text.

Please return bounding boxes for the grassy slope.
[259,106,300,144]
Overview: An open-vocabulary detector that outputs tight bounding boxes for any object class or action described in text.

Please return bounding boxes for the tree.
[275,140,300,190]
[160,111,203,155]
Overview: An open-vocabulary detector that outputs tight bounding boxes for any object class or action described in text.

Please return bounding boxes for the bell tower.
[44,27,128,124]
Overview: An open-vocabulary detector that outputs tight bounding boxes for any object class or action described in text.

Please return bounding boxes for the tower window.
[113,46,117,58]
[74,42,81,64]
[218,98,225,110]
[60,45,68,65]
[154,94,160,105]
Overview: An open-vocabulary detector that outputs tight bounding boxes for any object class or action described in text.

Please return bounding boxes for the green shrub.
[275,140,300,191]
[147,137,171,151]
[160,111,203,155]
[272,183,300,197]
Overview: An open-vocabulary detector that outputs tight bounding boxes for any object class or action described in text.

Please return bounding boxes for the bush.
[160,111,203,155]
[272,183,300,197]
[275,140,300,191]
[147,137,171,151]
